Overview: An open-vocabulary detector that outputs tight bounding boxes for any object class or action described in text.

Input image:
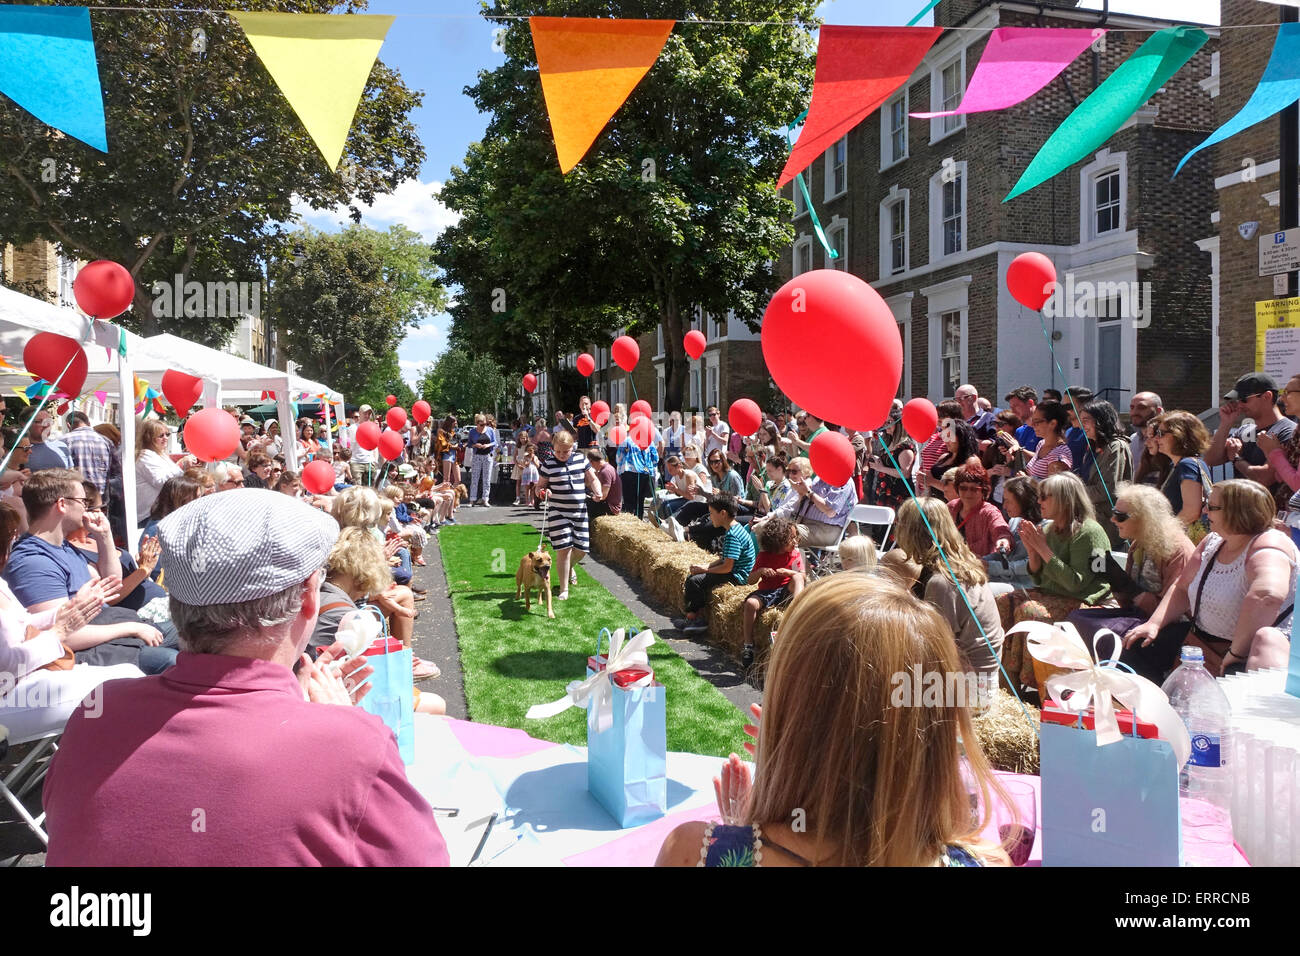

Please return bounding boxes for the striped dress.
[539,449,592,552]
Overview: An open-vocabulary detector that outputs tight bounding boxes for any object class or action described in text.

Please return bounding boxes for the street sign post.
[1260,228,1300,276]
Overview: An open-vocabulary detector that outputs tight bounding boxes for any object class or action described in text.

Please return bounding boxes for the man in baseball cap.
[1207,371,1296,508]
[43,490,449,866]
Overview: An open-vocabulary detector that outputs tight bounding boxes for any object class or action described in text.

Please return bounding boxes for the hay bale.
[971,688,1040,775]
[591,513,675,580]
[643,542,709,615]
[708,583,754,656]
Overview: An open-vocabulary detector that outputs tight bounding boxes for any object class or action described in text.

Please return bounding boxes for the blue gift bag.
[1040,719,1181,866]
[354,607,414,765]
[585,629,667,828]
[1286,634,1300,699]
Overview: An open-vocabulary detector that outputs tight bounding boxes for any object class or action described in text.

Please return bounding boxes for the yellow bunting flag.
[530,16,674,174]
[229,11,395,171]
[10,387,30,406]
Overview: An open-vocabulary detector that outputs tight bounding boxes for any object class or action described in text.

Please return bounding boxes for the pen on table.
[469,811,497,865]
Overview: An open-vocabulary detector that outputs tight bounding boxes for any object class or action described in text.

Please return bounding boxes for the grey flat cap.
[158,489,338,606]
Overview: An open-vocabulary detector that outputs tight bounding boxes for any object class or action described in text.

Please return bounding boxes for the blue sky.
[292,0,1216,388]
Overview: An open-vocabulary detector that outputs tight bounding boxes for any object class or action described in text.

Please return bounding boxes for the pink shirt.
[44,652,449,867]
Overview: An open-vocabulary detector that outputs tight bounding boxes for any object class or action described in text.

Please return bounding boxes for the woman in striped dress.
[537,429,602,600]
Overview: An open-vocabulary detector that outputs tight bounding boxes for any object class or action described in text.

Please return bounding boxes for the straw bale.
[643,542,710,614]
[971,689,1040,775]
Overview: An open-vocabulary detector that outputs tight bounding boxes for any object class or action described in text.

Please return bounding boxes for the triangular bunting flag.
[0,5,108,151]
[93,390,107,406]
[25,379,48,399]
[530,16,675,174]
[1176,23,1300,176]
[912,27,1102,119]
[779,26,941,187]
[1006,27,1206,201]
[11,388,30,406]
[153,397,166,415]
[229,11,395,171]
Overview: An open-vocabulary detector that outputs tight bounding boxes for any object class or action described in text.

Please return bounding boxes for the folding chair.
[804,504,896,578]
[844,503,896,557]
[0,727,59,862]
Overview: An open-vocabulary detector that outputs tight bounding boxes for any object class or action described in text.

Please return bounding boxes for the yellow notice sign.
[1255,297,1300,371]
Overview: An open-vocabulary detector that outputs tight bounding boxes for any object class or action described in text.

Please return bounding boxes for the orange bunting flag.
[530,16,675,174]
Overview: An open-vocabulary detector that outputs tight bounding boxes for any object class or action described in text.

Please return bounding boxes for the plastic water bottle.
[1161,647,1234,830]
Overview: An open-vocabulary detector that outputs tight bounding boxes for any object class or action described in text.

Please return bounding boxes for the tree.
[353,351,415,411]
[419,347,509,419]
[273,224,445,396]
[0,0,424,346]
[442,0,818,412]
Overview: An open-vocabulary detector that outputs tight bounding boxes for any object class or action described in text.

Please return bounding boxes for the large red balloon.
[684,329,707,360]
[611,335,639,373]
[386,406,407,430]
[728,398,761,437]
[1006,252,1057,311]
[522,373,537,394]
[761,270,901,431]
[161,369,203,418]
[73,260,134,319]
[629,416,654,450]
[630,399,651,419]
[809,430,855,487]
[608,424,628,446]
[412,400,432,424]
[590,400,610,427]
[901,398,938,443]
[302,459,336,495]
[385,395,397,406]
[356,421,381,450]
[378,429,405,461]
[576,353,595,377]
[23,332,88,397]
[183,407,240,462]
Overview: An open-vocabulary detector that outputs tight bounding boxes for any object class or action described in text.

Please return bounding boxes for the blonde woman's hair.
[838,535,878,572]
[382,484,405,501]
[551,429,575,453]
[1114,482,1187,562]
[1215,478,1278,536]
[326,526,391,597]
[894,497,987,589]
[136,419,169,460]
[378,498,395,518]
[1039,471,1095,537]
[746,574,1006,866]
[332,486,382,530]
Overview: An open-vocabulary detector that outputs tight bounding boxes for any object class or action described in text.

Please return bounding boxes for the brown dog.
[515,548,554,618]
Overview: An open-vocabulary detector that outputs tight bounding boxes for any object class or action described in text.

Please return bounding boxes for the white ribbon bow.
[1009,620,1191,768]
[334,608,383,659]
[525,628,656,733]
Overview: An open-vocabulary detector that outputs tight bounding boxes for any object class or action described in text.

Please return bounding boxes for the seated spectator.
[676,451,748,526]
[894,497,1004,685]
[837,535,878,573]
[656,573,1009,867]
[754,452,795,518]
[1067,482,1195,652]
[244,452,275,490]
[66,480,167,617]
[383,484,427,567]
[274,470,302,497]
[778,458,858,550]
[135,420,194,520]
[41,489,450,866]
[1122,479,1297,681]
[1079,400,1132,546]
[949,463,1011,558]
[141,472,207,582]
[864,415,917,513]
[673,493,756,635]
[940,466,960,502]
[212,460,245,491]
[1134,422,1171,488]
[4,469,177,673]
[658,454,702,520]
[23,406,72,472]
[1013,400,1072,479]
[1151,410,1213,541]
[586,447,621,520]
[984,475,1040,586]
[925,418,980,495]
[739,516,805,668]
[683,444,712,493]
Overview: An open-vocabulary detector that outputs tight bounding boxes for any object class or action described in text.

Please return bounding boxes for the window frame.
[825,136,848,201]
[826,217,849,271]
[881,90,909,171]
[929,48,967,145]
[928,162,967,263]
[792,235,814,277]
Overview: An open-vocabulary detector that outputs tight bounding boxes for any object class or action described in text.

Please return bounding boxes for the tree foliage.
[0,0,424,346]
[417,347,509,419]
[353,351,416,411]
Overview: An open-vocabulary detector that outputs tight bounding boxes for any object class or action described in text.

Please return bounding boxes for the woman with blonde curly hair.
[656,573,1010,867]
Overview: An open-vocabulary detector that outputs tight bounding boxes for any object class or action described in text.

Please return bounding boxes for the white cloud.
[405,323,440,340]
[291,178,461,243]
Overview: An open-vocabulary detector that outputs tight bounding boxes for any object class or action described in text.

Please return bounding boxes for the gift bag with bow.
[527,627,667,827]
[1010,620,1192,867]
[340,606,414,765]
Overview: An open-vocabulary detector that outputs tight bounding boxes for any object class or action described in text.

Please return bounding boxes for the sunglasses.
[957,484,984,493]
[1112,510,1131,522]
[1206,504,1223,512]
[224,477,245,486]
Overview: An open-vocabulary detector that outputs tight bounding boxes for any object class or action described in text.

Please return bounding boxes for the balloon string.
[878,433,1040,739]
[0,325,93,476]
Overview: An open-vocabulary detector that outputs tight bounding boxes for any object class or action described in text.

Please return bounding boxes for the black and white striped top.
[539,450,590,512]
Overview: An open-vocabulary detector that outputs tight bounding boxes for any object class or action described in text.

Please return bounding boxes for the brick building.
[780,0,1219,415]
[1,239,79,306]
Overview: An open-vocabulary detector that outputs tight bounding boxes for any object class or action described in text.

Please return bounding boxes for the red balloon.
[183,407,241,463]
[412,400,432,424]
[1006,252,1057,311]
[590,400,610,427]
[386,406,407,430]
[161,369,203,418]
[23,332,89,398]
[385,395,397,406]
[728,398,761,437]
[630,399,651,419]
[611,335,639,373]
[576,353,595,377]
[356,421,381,450]
[761,270,901,431]
[73,260,135,319]
[302,459,336,495]
[378,429,405,461]
[608,424,628,446]
[630,416,654,450]
[901,398,939,443]
[809,430,855,487]
[522,373,537,394]
[684,329,707,360]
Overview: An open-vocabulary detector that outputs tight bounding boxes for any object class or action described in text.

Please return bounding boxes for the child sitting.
[672,492,756,636]
[383,485,428,566]
[740,515,805,668]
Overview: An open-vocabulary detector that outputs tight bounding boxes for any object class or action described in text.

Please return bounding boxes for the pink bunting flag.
[94,390,107,405]
[912,27,1103,119]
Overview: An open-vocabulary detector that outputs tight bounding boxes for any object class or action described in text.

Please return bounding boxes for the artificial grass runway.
[439,522,747,758]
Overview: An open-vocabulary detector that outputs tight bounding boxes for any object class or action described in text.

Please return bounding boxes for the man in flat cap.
[42,490,449,866]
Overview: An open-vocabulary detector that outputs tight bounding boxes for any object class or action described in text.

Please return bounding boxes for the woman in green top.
[997,472,1115,693]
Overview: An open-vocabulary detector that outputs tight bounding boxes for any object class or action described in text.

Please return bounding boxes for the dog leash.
[537,491,550,552]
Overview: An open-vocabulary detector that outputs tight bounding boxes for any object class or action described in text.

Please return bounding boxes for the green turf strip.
[439,523,747,758]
